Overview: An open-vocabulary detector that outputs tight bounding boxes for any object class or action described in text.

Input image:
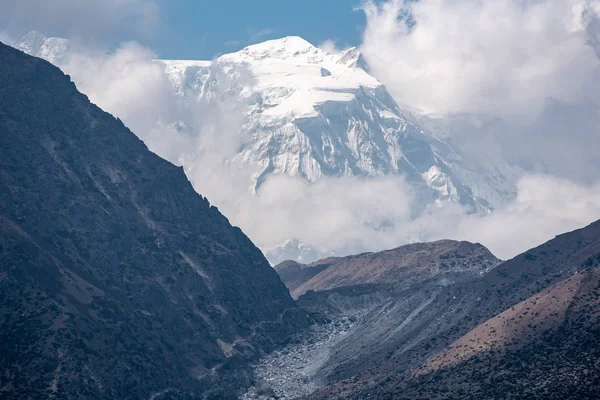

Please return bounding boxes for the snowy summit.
[159,36,491,215]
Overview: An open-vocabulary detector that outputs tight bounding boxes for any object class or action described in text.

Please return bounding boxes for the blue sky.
[156,1,368,59]
[0,0,377,60]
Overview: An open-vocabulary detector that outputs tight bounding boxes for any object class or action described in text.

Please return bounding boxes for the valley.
[2,8,600,399]
[263,221,600,399]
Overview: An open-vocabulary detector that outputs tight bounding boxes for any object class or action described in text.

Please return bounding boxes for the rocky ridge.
[305,220,600,399]
[276,240,500,298]
[242,240,500,397]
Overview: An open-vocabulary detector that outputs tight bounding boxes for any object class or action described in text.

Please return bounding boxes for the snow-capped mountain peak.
[13,31,502,207]
[215,37,380,96]
[334,47,370,71]
[231,36,319,61]
[227,37,369,72]
[14,31,47,53]
[156,37,490,216]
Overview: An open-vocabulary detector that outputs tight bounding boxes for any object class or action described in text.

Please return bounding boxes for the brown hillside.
[280,240,499,298]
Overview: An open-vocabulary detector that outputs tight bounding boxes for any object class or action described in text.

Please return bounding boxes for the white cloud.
[319,39,340,54]
[34,34,600,265]
[177,108,600,262]
[0,31,15,45]
[211,174,414,257]
[56,42,189,160]
[449,175,600,259]
[193,168,600,263]
[360,0,600,118]
[439,99,600,186]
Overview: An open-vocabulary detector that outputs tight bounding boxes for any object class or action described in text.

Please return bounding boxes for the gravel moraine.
[241,314,362,399]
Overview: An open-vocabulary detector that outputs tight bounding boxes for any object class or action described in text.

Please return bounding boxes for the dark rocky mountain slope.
[0,42,309,399]
[403,267,600,399]
[247,241,500,397]
[305,220,600,400]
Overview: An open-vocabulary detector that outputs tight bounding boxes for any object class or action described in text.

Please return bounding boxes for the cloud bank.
[361,0,600,118]
[360,0,600,212]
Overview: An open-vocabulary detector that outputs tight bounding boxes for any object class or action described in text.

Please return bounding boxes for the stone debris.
[241,314,361,399]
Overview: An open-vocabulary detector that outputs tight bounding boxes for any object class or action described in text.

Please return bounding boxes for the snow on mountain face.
[418,114,532,207]
[159,37,490,212]
[14,32,494,211]
[15,32,510,262]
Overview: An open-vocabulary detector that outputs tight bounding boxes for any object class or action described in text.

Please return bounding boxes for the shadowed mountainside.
[0,42,309,399]
[273,260,329,293]
[304,220,600,399]
[261,241,501,394]
[404,268,600,399]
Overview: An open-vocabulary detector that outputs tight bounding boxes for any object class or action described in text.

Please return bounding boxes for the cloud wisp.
[318,39,340,54]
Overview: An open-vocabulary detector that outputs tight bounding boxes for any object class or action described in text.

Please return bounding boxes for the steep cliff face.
[0,42,309,399]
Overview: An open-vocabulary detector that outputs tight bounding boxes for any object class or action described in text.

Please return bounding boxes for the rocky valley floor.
[241,314,363,399]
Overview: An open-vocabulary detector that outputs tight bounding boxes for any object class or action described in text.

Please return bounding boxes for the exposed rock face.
[0,42,309,399]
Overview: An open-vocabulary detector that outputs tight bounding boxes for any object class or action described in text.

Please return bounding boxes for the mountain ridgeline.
[330,219,600,399]
[276,240,500,298]
[264,223,600,399]
[0,42,309,399]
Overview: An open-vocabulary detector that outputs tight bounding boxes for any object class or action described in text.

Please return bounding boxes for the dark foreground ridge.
[0,42,309,399]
